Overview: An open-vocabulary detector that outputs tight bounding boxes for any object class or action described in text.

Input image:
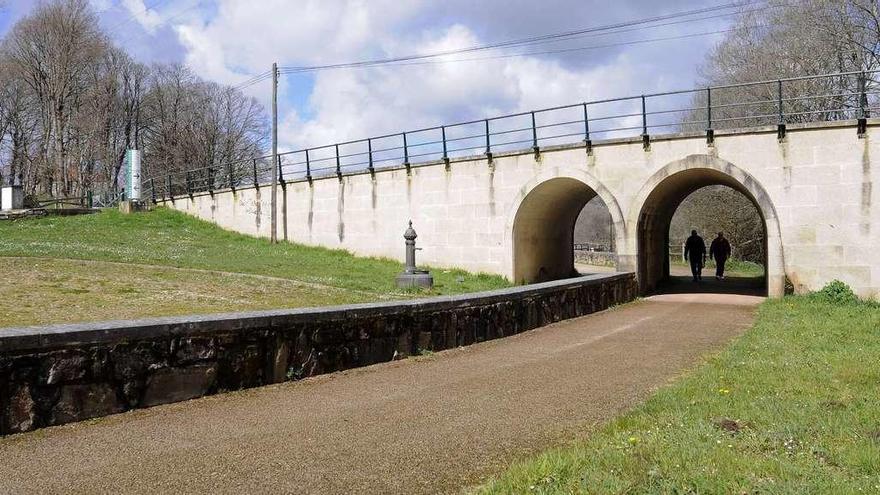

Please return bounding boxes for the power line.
[112,0,202,45]
[355,27,749,70]
[278,0,763,74]
[105,0,172,34]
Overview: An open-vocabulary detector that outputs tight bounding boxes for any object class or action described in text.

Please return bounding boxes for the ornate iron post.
[395,221,433,288]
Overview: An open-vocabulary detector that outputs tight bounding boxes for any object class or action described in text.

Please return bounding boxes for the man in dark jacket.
[710,231,732,280]
[683,230,706,282]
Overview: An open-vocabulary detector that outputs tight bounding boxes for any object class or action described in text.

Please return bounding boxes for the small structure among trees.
[0,0,268,200]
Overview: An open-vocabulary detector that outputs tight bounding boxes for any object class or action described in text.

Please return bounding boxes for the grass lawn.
[0,208,509,326]
[478,294,880,494]
[670,258,764,278]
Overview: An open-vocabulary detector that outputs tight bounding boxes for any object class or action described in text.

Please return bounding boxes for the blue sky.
[0,0,739,151]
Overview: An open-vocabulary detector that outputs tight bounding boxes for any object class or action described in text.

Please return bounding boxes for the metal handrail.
[143,69,880,200]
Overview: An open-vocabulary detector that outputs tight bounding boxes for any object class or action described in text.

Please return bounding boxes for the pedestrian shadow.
[656,275,766,297]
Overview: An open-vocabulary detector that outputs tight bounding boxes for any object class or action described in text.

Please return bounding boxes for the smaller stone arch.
[504,168,625,284]
[626,154,784,296]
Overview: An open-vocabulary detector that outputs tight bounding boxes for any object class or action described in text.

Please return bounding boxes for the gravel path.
[0,293,761,494]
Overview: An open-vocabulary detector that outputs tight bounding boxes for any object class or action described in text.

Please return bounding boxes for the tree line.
[578,1,880,264]
[672,0,879,263]
[0,0,267,200]
[688,0,880,130]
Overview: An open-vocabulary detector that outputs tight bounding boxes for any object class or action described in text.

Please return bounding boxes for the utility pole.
[270,62,278,243]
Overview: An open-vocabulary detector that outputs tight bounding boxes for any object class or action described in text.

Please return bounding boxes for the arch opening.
[512,177,614,284]
[637,168,769,296]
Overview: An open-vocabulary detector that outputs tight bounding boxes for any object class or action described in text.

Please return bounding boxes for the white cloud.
[171,0,723,152]
[278,24,648,151]
[121,0,162,34]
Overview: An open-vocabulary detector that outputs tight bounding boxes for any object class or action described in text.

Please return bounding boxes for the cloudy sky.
[0,0,743,151]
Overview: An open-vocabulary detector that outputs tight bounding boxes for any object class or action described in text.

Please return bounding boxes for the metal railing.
[34,195,92,209]
[143,70,880,201]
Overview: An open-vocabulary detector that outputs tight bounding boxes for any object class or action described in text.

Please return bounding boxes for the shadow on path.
[656,275,766,297]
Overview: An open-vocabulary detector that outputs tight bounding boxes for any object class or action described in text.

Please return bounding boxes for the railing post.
[583,103,592,155]
[367,138,374,175]
[335,143,342,181]
[441,126,449,166]
[166,174,172,199]
[706,87,715,145]
[305,149,312,182]
[207,167,215,193]
[185,171,192,196]
[777,79,786,140]
[484,119,492,162]
[227,162,235,191]
[150,178,156,203]
[531,112,540,159]
[858,71,868,136]
[640,95,650,150]
[252,159,259,189]
[402,132,410,174]
[277,155,285,187]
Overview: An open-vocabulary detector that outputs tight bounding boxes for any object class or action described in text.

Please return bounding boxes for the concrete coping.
[0,272,634,353]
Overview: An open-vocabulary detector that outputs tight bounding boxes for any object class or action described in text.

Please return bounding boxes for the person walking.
[683,229,706,282]
[710,231,732,280]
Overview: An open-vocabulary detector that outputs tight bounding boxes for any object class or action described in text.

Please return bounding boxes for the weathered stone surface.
[174,337,216,365]
[5,384,35,433]
[272,338,290,383]
[43,352,87,385]
[50,384,123,425]
[141,364,217,407]
[0,274,636,435]
[112,342,169,381]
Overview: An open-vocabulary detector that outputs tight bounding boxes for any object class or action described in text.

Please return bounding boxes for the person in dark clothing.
[710,231,732,280]
[683,229,706,282]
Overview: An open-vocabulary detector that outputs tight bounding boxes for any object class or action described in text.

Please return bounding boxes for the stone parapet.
[0,273,636,435]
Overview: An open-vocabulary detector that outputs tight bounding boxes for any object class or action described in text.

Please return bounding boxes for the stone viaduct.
[158,120,880,299]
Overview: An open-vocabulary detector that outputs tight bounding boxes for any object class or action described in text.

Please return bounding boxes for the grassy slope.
[0,208,510,326]
[479,296,880,494]
[0,208,509,295]
[0,257,383,327]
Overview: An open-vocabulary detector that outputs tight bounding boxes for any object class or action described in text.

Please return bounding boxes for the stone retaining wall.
[0,273,636,435]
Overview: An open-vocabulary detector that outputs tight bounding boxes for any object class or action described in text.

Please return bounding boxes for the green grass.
[671,258,765,277]
[478,295,880,494]
[0,208,510,326]
[0,208,509,295]
[0,257,384,327]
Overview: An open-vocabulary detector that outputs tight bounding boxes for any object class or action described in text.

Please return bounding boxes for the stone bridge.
[159,120,880,298]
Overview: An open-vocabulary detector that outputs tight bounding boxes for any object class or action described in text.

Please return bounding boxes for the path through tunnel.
[512,177,616,284]
[637,168,768,297]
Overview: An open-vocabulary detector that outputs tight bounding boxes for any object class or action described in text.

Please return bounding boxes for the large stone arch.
[504,168,625,284]
[626,154,784,296]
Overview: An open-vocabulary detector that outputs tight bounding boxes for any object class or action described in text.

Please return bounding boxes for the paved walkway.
[0,293,762,494]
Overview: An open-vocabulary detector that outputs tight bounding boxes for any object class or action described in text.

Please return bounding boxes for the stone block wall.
[0,273,636,435]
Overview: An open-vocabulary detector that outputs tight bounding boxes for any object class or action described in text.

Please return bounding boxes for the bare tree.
[3,0,107,196]
[0,0,269,199]
[0,58,39,190]
[684,0,880,131]
[142,64,268,191]
[670,186,765,263]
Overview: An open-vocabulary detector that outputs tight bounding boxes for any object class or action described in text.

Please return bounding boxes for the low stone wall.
[0,273,636,435]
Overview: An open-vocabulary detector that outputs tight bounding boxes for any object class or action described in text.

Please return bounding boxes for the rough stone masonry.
[0,273,636,435]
